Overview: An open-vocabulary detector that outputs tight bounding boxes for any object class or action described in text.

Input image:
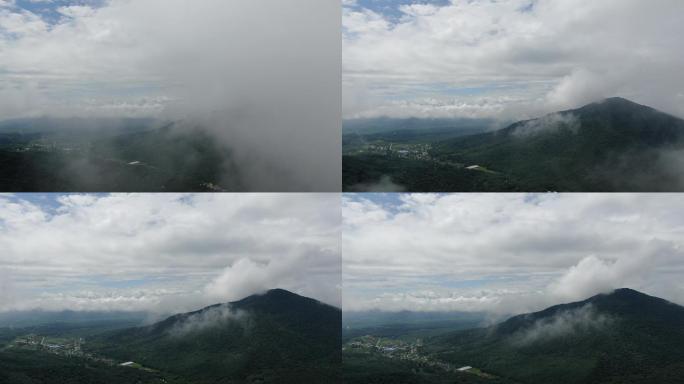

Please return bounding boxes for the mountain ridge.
[433,97,684,191]
[427,288,684,384]
[90,288,341,383]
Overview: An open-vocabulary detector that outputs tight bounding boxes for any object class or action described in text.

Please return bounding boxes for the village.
[343,335,495,379]
[8,334,147,370]
[350,140,500,175]
[360,142,433,161]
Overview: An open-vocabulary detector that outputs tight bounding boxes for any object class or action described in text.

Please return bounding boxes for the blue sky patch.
[15,0,107,24]
[350,0,451,22]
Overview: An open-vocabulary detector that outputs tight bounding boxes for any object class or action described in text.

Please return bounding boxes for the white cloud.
[169,304,249,337]
[511,304,613,346]
[343,194,684,314]
[0,193,341,313]
[0,6,48,36]
[56,5,96,18]
[344,0,684,119]
[513,112,579,137]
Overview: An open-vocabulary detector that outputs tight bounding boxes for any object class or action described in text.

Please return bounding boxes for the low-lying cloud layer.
[343,194,684,315]
[0,0,340,191]
[344,0,684,120]
[0,193,341,314]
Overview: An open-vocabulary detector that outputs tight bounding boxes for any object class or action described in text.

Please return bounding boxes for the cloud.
[550,238,678,302]
[510,304,613,346]
[550,256,642,302]
[0,0,341,191]
[0,269,16,309]
[343,194,684,314]
[344,0,684,120]
[0,6,48,36]
[0,193,341,313]
[512,112,580,137]
[168,304,249,337]
[18,288,202,314]
[204,245,341,307]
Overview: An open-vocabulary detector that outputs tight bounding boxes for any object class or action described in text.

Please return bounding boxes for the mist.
[513,113,581,137]
[0,0,341,192]
[509,304,613,346]
[169,304,250,337]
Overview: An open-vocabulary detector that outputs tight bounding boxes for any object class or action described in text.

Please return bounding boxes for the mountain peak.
[578,96,655,114]
[607,287,645,296]
[263,288,299,297]
[586,287,682,312]
[230,288,340,316]
[233,288,310,306]
[591,287,660,303]
[602,96,636,104]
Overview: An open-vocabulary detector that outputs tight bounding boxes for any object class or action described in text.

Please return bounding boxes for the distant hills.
[343,98,684,191]
[427,288,684,384]
[343,117,498,135]
[343,310,487,342]
[0,310,149,329]
[0,117,157,136]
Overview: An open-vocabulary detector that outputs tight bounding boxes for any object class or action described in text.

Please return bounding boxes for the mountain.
[434,97,684,191]
[427,288,684,384]
[91,289,341,384]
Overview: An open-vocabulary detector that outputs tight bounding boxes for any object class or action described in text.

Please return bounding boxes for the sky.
[343,193,684,316]
[0,193,341,314]
[0,0,341,191]
[343,0,684,121]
